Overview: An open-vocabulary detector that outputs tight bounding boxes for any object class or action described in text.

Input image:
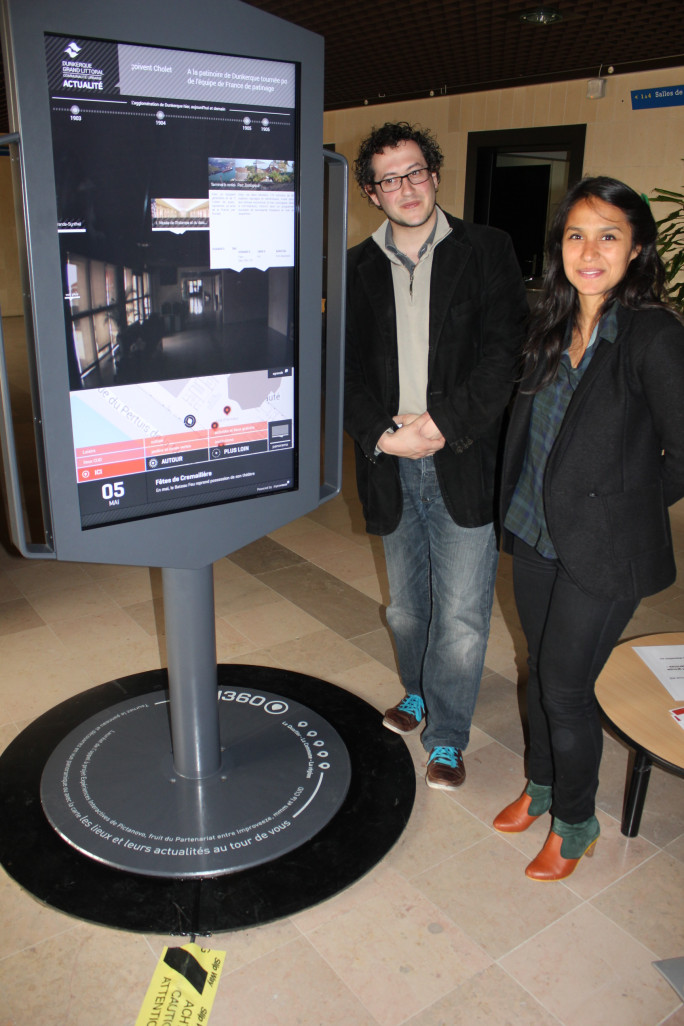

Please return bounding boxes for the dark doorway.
[464,124,586,289]
[490,163,550,279]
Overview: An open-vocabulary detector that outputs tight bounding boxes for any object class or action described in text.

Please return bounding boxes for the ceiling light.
[519,7,563,25]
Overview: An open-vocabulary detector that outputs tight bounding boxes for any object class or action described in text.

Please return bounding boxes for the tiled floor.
[1,314,683,1025]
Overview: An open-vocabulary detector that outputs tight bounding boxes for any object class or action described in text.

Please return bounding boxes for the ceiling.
[1,0,683,131]
[243,0,684,109]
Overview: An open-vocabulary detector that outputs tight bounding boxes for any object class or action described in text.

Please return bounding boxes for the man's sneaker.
[426,746,465,789]
[383,694,425,734]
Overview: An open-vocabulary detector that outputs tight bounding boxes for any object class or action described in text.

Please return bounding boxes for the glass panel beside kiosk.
[44,33,299,528]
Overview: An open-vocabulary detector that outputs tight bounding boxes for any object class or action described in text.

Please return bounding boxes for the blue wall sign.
[631,86,684,110]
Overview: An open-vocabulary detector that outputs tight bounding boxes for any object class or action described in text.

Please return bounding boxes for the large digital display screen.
[44,33,298,528]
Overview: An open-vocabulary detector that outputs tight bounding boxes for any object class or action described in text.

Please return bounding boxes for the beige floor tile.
[49,605,150,647]
[444,739,527,828]
[559,810,659,899]
[146,917,301,970]
[0,540,26,571]
[630,765,684,850]
[491,810,556,862]
[4,558,89,598]
[28,580,120,624]
[211,555,250,582]
[226,597,323,646]
[484,611,525,676]
[642,581,684,608]
[306,542,380,583]
[660,1005,684,1026]
[305,867,491,1026]
[0,570,23,603]
[397,727,430,777]
[129,608,254,659]
[95,566,162,607]
[0,596,45,634]
[465,723,498,755]
[388,781,491,879]
[258,627,372,678]
[293,862,411,934]
[650,591,684,622]
[212,573,282,618]
[0,626,99,722]
[623,603,682,638]
[229,536,306,575]
[210,936,378,1026]
[49,608,163,679]
[591,851,684,959]
[214,618,257,660]
[83,560,152,581]
[225,647,289,669]
[350,625,399,673]
[348,572,388,603]
[261,561,385,639]
[598,729,684,848]
[323,669,400,717]
[664,833,684,863]
[0,868,79,959]
[414,834,580,959]
[0,723,17,751]
[0,925,157,1026]
[472,671,526,756]
[124,596,167,635]
[268,514,327,543]
[1,426,684,1026]
[404,964,559,1025]
[271,523,352,562]
[500,903,680,1026]
[331,658,399,708]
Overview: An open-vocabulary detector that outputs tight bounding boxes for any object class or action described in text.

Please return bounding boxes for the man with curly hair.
[345,121,528,788]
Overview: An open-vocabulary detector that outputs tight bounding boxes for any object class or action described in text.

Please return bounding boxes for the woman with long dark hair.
[494,176,684,880]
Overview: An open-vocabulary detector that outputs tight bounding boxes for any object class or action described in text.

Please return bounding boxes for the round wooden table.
[596,632,684,836]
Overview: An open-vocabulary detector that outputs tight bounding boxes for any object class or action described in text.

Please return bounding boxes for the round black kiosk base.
[0,665,415,935]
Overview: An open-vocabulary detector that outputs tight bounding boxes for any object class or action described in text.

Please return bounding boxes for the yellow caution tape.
[136,942,226,1026]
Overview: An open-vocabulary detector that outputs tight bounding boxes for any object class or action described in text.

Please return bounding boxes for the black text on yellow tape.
[136,942,226,1026]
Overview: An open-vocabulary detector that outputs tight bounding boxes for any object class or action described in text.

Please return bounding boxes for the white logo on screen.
[64,42,82,59]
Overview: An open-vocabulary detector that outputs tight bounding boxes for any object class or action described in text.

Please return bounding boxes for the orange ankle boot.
[525,816,600,881]
[493,782,551,833]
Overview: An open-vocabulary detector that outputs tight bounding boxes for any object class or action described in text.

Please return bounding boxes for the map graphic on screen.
[44,33,299,528]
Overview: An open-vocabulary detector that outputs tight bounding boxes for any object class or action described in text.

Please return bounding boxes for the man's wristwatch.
[374,423,400,457]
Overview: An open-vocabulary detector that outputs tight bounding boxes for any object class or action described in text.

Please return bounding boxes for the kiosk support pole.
[162,565,221,779]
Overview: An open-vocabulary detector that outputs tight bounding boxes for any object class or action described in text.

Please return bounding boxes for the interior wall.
[0,155,23,317]
[324,66,684,248]
[2,67,683,310]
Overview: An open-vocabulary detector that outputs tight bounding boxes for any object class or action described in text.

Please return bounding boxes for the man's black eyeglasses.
[373,167,431,193]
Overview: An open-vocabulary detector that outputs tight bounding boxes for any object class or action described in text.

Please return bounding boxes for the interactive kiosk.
[0,0,415,933]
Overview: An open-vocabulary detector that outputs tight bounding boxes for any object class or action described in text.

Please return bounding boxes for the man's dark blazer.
[500,304,684,601]
[344,209,528,534]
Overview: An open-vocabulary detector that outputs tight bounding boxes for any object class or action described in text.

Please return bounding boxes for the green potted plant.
[651,170,684,312]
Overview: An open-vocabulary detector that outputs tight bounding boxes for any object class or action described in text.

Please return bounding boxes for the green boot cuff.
[553,815,600,859]
[524,781,552,816]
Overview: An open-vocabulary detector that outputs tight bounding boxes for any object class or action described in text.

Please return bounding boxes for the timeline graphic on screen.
[44,33,299,528]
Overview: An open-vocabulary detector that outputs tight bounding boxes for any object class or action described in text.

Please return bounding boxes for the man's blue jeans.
[382,456,498,752]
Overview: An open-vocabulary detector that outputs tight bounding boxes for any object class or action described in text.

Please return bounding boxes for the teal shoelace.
[398,694,425,718]
[429,746,461,767]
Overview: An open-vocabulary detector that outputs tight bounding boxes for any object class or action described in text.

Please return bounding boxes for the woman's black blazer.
[500,304,684,601]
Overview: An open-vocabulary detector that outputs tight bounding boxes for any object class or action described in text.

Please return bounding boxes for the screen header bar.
[46,35,296,108]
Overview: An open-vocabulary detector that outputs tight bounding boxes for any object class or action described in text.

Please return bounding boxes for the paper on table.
[633,645,684,701]
[670,707,684,730]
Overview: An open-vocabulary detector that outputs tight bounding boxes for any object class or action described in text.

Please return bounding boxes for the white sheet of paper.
[634,645,684,701]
